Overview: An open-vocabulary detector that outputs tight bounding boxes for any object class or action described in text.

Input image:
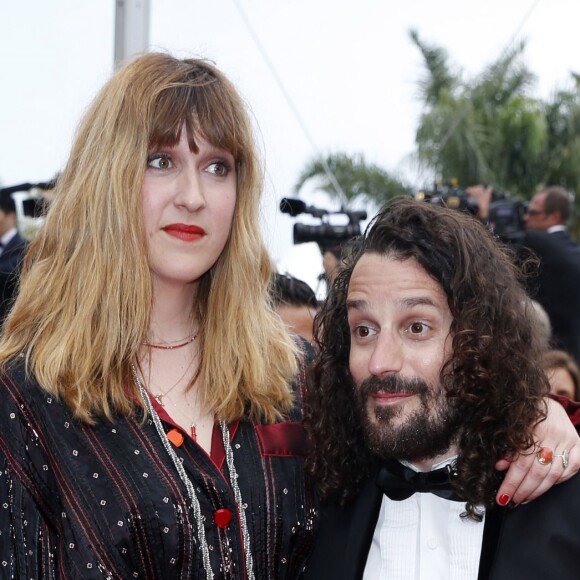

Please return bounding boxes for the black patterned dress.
[0,356,318,579]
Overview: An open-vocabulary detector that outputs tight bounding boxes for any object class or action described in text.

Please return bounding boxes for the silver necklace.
[220,421,255,580]
[131,364,254,580]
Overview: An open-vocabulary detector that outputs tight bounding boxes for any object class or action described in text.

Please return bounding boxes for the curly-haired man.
[305,198,580,580]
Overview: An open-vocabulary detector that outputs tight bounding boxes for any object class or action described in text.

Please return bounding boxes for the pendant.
[191,423,197,441]
[153,393,165,407]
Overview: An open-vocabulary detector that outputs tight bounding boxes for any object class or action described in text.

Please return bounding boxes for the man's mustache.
[359,374,430,398]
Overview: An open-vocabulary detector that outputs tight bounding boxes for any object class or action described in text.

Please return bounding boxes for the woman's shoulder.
[0,357,66,437]
[0,356,57,404]
[0,356,40,399]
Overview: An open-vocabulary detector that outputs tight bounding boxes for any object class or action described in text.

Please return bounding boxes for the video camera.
[0,180,56,218]
[279,197,367,253]
[415,180,527,244]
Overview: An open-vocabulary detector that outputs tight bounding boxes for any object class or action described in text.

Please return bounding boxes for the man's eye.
[206,161,231,176]
[409,322,428,334]
[147,154,172,170]
[353,326,373,338]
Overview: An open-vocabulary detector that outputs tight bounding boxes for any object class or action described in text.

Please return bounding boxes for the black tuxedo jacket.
[305,470,580,579]
[0,231,28,322]
[522,230,580,361]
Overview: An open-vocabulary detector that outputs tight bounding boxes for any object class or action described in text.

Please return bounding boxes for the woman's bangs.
[148,85,198,151]
[147,82,243,161]
[192,82,246,160]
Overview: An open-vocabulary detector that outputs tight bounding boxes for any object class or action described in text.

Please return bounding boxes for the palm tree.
[293,152,412,207]
[293,32,580,226]
[412,30,549,197]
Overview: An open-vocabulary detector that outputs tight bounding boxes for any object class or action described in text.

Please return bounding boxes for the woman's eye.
[206,161,231,177]
[147,154,173,170]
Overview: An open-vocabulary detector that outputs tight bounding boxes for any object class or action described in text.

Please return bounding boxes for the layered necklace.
[141,330,199,438]
[131,365,255,580]
[142,330,199,350]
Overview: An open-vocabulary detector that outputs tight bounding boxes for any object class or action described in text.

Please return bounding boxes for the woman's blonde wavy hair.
[0,52,297,424]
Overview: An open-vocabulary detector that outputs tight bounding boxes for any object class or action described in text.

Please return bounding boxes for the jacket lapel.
[343,475,384,580]
[477,505,506,580]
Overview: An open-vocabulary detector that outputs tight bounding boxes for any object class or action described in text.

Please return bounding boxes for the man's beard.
[355,374,461,464]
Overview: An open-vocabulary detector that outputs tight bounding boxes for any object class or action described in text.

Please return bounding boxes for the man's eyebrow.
[399,297,439,309]
[346,299,368,312]
[346,296,441,312]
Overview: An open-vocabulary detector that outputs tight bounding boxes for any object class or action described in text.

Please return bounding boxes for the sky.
[1,0,579,295]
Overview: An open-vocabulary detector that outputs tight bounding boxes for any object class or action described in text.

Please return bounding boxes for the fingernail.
[498,494,510,506]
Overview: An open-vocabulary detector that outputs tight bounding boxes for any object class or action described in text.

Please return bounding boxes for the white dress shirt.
[363,457,485,580]
[0,227,18,257]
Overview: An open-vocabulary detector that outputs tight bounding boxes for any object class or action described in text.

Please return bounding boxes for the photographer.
[470,184,580,364]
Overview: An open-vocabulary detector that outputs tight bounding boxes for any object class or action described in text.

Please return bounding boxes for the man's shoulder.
[490,472,580,579]
[0,232,28,270]
[4,231,28,250]
[499,469,580,539]
[524,229,568,245]
[509,468,580,514]
[523,230,580,263]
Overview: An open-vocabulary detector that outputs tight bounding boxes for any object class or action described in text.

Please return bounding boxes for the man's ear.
[547,210,562,227]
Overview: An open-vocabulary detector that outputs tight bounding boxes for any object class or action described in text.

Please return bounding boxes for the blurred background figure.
[522,186,580,364]
[529,298,552,351]
[543,349,580,401]
[271,272,318,344]
[320,245,342,287]
[0,191,28,324]
[469,184,580,365]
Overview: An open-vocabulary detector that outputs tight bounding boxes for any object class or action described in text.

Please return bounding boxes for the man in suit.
[305,198,580,580]
[521,186,580,363]
[0,192,28,323]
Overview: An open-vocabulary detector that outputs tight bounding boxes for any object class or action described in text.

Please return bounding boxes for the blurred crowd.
[273,184,580,403]
[2,181,580,403]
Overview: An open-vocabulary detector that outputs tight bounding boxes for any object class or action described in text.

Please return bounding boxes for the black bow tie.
[376,459,463,502]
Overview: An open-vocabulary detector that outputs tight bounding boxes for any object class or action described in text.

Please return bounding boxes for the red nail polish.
[498,494,510,506]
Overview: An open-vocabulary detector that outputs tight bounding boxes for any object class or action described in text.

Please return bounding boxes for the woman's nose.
[175,169,206,212]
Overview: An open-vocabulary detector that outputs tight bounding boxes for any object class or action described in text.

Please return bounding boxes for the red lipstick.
[163,223,206,242]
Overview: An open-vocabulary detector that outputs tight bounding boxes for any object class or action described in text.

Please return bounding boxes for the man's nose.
[368,331,403,377]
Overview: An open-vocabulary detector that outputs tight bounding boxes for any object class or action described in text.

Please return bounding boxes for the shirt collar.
[402,454,458,473]
[0,227,18,247]
[547,224,567,234]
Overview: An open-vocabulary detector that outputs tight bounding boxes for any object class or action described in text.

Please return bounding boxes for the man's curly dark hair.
[305,197,548,520]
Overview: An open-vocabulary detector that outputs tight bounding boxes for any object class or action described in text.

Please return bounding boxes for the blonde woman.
[0,53,577,579]
[0,53,316,579]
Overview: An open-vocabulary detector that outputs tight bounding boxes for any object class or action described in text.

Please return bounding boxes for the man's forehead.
[346,253,447,308]
[532,192,547,206]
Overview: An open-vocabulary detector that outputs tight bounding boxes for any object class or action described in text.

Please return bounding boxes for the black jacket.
[305,467,580,580]
[0,357,318,579]
[0,230,28,322]
[522,229,580,362]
